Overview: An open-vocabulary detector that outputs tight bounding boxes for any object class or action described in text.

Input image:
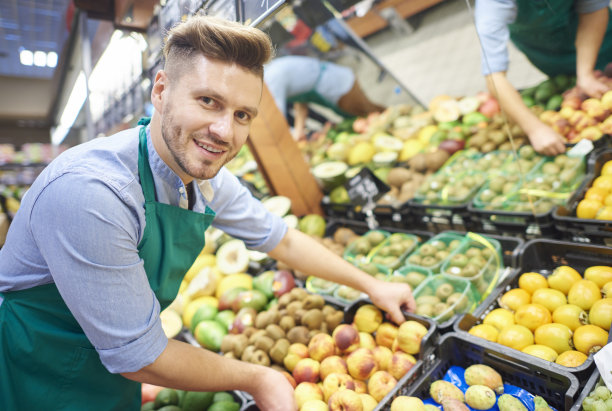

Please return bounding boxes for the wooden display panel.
[247,84,324,216]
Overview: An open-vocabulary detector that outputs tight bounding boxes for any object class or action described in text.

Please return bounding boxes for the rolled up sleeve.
[209,168,288,253]
[475,0,517,75]
[29,172,167,373]
[576,0,610,14]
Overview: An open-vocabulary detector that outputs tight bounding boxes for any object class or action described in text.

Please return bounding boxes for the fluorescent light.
[51,71,87,145]
[47,51,58,68]
[34,51,46,67]
[20,49,33,66]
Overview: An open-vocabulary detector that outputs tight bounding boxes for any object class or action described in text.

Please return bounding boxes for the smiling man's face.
[152,54,262,183]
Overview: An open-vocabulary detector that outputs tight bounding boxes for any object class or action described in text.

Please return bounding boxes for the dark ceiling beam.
[74,0,156,32]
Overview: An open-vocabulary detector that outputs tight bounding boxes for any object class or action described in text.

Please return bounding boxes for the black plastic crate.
[454,239,612,384]
[570,369,601,411]
[377,332,580,411]
[407,199,480,232]
[321,195,359,220]
[321,197,415,229]
[553,148,612,246]
[468,200,560,240]
[344,299,438,363]
[324,218,432,244]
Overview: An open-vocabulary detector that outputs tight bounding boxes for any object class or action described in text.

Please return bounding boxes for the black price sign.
[344,167,389,206]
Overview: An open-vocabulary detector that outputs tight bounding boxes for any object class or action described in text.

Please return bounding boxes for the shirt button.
[179,187,185,194]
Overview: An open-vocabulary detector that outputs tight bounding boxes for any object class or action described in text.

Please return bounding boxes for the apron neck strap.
[137,121,157,203]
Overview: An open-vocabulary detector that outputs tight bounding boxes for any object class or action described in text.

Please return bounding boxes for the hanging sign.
[344,167,389,206]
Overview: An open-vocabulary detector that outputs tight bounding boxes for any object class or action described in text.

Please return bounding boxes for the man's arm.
[486,72,566,156]
[268,228,416,324]
[576,6,610,98]
[122,339,296,411]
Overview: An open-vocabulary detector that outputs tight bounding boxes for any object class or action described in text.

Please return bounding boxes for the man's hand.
[250,367,297,411]
[577,72,610,99]
[528,124,566,156]
[367,280,416,325]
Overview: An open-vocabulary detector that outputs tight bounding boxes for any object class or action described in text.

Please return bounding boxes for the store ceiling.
[0,0,72,80]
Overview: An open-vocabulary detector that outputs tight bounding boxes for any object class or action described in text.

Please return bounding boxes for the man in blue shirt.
[475,0,612,156]
[0,15,415,411]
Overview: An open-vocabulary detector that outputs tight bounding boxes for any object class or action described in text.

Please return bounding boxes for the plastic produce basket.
[376,332,580,411]
[454,239,612,384]
[445,230,524,267]
[570,369,601,411]
[403,232,465,274]
[553,148,612,246]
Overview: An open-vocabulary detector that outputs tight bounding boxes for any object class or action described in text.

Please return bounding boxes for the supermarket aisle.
[355,0,547,106]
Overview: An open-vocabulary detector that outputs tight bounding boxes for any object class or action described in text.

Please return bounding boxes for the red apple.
[479,97,501,118]
[320,355,348,380]
[367,370,398,402]
[308,333,337,363]
[332,324,360,354]
[438,139,465,155]
[229,307,257,334]
[273,269,296,298]
[346,348,378,381]
[388,351,416,380]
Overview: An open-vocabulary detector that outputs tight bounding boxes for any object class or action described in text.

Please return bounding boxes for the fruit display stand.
[377,332,580,411]
[553,148,612,246]
[454,239,612,386]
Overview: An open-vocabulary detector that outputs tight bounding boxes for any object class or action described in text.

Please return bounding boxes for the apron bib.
[0,118,215,410]
[509,0,612,77]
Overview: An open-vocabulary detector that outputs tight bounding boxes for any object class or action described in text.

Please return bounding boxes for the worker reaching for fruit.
[0,15,415,411]
[474,0,612,156]
[264,55,386,141]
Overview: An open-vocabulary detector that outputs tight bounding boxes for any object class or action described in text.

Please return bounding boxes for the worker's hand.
[368,280,416,325]
[251,367,297,411]
[578,72,610,99]
[528,123,566,156]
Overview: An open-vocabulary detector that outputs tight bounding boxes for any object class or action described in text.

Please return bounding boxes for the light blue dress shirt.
[0,125,287,373]
[474,0,610,75]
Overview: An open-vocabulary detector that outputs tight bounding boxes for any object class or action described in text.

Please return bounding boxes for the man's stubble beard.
[160,113,239,181]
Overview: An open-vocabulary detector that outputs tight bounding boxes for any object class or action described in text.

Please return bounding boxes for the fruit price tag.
[344,167,389,206]
[567,139,594,158]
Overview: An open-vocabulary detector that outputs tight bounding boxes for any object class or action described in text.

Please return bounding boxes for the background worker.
[0,15,415,411]
[474,0,612,156]
[264,55,386,140]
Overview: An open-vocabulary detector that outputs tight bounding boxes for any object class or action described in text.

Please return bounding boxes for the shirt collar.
[145,126,215,204]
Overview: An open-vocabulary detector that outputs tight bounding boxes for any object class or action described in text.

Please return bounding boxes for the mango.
[442,398,470,411]
[430,380,464,404]
[498,394,528,411]
[464,364,504,394]
[465,385,496,410]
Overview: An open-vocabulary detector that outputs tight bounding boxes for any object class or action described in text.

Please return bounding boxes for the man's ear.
[151,70,167,112]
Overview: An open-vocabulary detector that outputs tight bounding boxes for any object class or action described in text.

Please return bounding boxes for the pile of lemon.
[577,160,612,220]
[468,265,611,367]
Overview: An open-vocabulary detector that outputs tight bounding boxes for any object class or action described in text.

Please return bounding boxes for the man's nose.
[209,112,234,141]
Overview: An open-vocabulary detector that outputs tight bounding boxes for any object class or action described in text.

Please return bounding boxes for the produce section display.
[140,385,245,411]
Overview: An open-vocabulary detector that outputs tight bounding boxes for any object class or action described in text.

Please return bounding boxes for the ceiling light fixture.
[20,49,33,66]
[47,51,58,68]
[51,71,87,145]
[34,51,47,67]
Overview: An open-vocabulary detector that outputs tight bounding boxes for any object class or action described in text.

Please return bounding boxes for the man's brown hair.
[163,14,273,79]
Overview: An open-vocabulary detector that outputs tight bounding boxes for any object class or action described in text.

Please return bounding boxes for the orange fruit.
[584,265,612,288]
[534,323,573,354]
[514,303,552,332]
[498,324,534,351]
[576,198,602,219]
[602,160,612,176]
[522,344,558,362]
[567,279,602,311]
[547,266,582,295]
[573,324,609,355]
[468,323,499,342]
[518,272,548,294]
[531,288,567,313]
[499,288,531,311]
[584,187,609,203]
[552,304,588,331]
[604,193,612,206]
[555,350,588,367]
[596,205,612,220]
[483,308,515,331]
[593,175,612,191]
[588,298,612,331]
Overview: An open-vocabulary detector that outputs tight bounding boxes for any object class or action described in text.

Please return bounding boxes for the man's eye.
[236,111,251,121]
[201,97,214,105]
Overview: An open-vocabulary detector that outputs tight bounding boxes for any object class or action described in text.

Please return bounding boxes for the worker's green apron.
[509,0,612,77]
[287,62,353,118]
[0,118,215,410]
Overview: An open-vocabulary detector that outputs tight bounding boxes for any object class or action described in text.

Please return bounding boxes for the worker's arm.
[291,102,309,141]
[268,227,416,324]
[576,6,610,98]
[486,72,566,156]
[122,339,296,411]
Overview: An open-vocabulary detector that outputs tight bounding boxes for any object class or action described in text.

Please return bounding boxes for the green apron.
[287,62,353,118]
[509,0,612,77]
[0,118,216,410]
